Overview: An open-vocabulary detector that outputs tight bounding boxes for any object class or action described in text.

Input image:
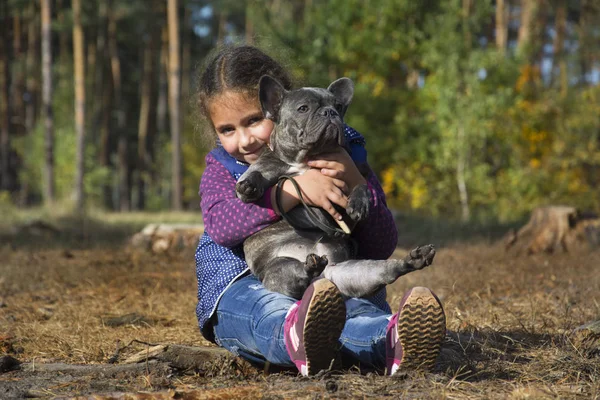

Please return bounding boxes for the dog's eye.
[297,105,309,113]
[334,103,343,111]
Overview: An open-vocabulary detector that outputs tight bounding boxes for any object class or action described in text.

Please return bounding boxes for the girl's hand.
[307,148,367,193]
[271,168,349,220]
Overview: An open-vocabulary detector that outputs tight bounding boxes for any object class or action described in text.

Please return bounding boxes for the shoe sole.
[303,279,346,375]
[395,286,446,371]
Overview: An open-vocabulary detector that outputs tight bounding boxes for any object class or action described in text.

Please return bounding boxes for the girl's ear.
[327,77,354,116]
[259,75,287,122]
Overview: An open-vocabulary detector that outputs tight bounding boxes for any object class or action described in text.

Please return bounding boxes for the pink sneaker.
[284,278,346,376]
[385,286,446,375]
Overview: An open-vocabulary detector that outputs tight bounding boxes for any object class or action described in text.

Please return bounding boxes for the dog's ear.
[327,77,354,116]
[259,75,287,122]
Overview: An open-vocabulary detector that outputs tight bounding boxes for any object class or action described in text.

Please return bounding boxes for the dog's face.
[259,76,354,163]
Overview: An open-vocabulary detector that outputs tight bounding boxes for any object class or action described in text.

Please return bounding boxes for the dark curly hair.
[195,45,293,146]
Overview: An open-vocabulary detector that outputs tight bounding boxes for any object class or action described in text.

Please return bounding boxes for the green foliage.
[6,0,599,222]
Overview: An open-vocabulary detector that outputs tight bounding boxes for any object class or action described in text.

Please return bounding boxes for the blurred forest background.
[0,0,599,223]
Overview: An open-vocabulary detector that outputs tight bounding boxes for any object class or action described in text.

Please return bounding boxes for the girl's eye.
[219,127,235,135]
[249,117,262,125]
[297,105,309,113]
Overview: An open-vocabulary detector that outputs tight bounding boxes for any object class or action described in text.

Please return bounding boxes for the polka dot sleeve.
[200,154,280,248]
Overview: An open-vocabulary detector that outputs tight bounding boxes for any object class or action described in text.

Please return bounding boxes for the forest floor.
[0,210,599,399]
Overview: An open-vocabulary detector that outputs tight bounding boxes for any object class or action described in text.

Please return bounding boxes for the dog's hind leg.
[322,245,436,298]
[260,255,327,299]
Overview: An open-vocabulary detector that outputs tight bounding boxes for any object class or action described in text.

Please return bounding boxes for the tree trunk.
[87,29,97,122]
[108,4,130,211]
[517,0,536,59]
[73,0,86,213]
[94,0,112,208]
[181,5,191,106]
[456,124,470,222]
[552,0,567,95]
[157,26,168,138]
[137,27,159,210]
[167,0,182,210]
[99,65,113,208]
[0,1,10,193]
[41,0,55,204]
[576,0,594,86]
[12,10,25,135]
[25,2,39,136]
[495,0,509,55]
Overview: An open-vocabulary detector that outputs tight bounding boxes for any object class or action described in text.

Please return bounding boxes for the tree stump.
[504,206,598,254]
[129,223,204,253]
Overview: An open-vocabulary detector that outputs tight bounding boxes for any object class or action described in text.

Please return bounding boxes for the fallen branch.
[572,319,600,357]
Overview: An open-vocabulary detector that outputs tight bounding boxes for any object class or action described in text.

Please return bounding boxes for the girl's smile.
[209,92,274,164]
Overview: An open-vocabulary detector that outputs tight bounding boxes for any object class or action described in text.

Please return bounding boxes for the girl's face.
[209,91,274,164]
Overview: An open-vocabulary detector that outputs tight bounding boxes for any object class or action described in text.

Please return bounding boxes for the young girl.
[195,45,446,376]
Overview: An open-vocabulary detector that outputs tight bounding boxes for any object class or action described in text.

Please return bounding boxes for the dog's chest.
[285,162,309,175]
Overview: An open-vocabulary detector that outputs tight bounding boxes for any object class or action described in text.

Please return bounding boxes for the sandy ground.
[0,219,599,399]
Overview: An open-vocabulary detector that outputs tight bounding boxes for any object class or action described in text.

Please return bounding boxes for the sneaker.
[385,286,446,375]
[284,278,346,376]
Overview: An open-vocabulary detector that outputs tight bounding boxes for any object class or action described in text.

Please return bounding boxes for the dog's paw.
[304,253,328,278]
[236,177,264,203]
[346,184,370,222]
[403,244,436,270]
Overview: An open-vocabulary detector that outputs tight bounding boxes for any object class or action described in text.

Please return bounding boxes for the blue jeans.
[213,274,391,369]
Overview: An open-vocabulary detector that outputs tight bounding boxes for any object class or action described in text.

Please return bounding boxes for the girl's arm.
[307,149,398,260]
[200,154,280,248]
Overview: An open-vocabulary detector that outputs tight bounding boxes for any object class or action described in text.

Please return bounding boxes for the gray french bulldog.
[235,75,436,299]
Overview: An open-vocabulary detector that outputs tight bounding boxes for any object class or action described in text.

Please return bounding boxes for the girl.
[195,45,446,376]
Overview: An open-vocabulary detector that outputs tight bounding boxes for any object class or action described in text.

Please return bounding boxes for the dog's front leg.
[322,245,436,298]
[346,183,370,222]
[236,149,294,203]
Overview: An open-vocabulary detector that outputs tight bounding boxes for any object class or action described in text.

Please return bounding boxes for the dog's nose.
[319,107,338,118]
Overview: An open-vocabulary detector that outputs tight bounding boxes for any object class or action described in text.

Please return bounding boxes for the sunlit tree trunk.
[0,2,11,192]
[167,0,182,210]
[73,0,86,212]
[41,0,55,204]
[495,0,509,55]
[517,0,536,58]
[517,0,547,64]
[108,4,130,211]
